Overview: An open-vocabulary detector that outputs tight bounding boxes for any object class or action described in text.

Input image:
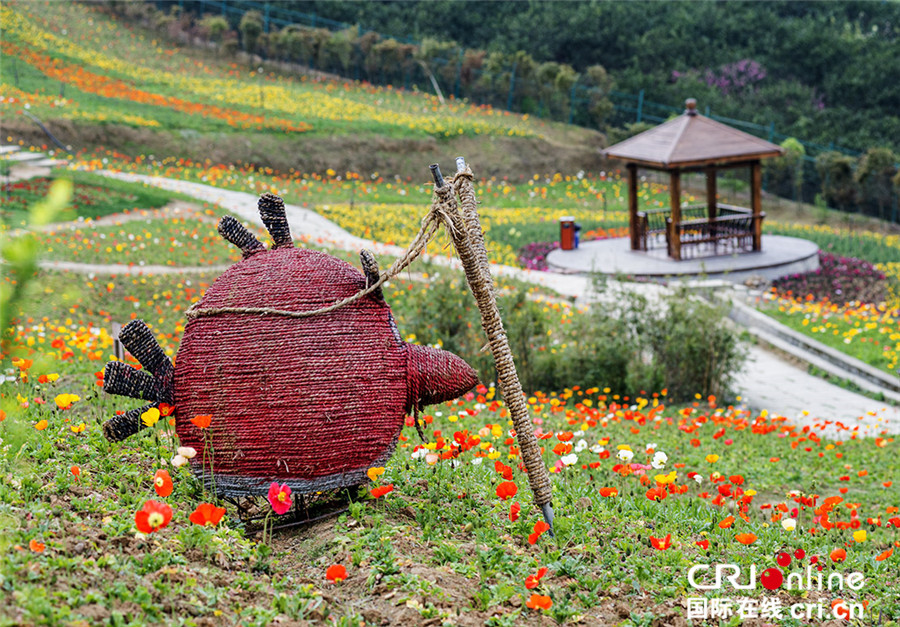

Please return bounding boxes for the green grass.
[39,217,246,267]
[0,171,191,227]
[1,360,898,625]
[760,301,899,377]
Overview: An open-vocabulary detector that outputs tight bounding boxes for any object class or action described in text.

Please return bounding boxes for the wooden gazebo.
[603,99,784,260]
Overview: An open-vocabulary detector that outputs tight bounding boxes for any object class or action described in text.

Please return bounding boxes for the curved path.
[63,169,896,434]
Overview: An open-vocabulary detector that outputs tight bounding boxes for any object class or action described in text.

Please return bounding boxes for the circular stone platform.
[546,235,819,283]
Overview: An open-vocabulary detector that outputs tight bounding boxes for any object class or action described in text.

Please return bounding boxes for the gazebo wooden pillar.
[603,99,784,260]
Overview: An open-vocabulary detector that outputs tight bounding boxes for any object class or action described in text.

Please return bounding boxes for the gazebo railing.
[637,204,755,252]
[666,212,764,260]
[637,205,706,250]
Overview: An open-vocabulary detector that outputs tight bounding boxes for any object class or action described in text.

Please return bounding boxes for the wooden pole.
[706,166,717,221]
[433,161,556,532]
[669,170,682,260]
[750,160,762,251]
[627,163,639,250]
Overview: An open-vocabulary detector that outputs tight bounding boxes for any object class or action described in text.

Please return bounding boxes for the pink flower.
[267,482,293,515]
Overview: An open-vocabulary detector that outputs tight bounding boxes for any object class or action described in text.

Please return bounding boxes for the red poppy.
[370,484,394,499]
[153,469,173,498]
[830,548,847,562]
[650,534,671,550]
[645,486,667,502]
[191,414,212,429]
[70,465,80,479]
[496,481,518,500]
[696,539,709,550]
[189,503,226,527]
[494,460,513,480]
[525,567,548,589]
[525,594,552,610]
[528,521,551,545]
[509,502,521,522]
[326,564,348,583]
[267,482,293,515]
[135,500,173,534]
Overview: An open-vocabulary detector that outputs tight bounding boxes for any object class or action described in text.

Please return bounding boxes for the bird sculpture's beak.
[407,344,478,408]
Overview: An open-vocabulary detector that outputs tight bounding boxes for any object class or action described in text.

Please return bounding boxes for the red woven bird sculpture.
[101,193,478,497]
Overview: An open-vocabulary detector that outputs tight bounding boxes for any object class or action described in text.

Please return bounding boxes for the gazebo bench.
[666,210,764,259]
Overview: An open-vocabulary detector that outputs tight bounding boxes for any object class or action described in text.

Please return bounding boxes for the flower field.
[2,3,899,617]
[0,2,539,140]
[762,296,899,377]
[2,174,898,624]
[2,331,898,624]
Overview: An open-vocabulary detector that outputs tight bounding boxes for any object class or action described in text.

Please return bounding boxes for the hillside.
[300,0,900,153]
[0,1,603,178]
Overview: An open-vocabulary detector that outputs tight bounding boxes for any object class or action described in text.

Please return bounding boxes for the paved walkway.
[75,170,897,434]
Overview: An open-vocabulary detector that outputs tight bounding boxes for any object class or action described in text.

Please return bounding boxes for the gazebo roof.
[603,100,784,169]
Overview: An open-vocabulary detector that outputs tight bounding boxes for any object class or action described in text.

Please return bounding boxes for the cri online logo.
[688,550,864,592]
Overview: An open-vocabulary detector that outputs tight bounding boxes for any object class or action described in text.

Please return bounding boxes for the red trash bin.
[560,216,576,250]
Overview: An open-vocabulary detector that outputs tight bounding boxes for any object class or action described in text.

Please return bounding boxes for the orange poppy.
[599,487,618,498]
[525,567,549,589]
[875,547,893,562]
[718,516,735,529]
[528,521,551,545]
[326,564,348,583]
[191,414,212,429]
[735,533,757,545]
[370,484,394,499]
[508,502,521,522]
[526,594,552,610]
[496,481,518,500]
[645,486,667,502]
[189,503,226,527]
[135,500,173,534]
[153,469,173,498]
[29,539,45,553]
[830,548,847,562]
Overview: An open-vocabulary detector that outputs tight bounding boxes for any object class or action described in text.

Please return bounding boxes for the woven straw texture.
[173,247,477,496]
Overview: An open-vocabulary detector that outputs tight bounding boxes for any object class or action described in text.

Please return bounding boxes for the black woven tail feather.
[258,193,293,248]
[103,361,158,402]
[102,403,156,442]
[359,249,384,301]
[118,320,175,380]
[218,216,265,257]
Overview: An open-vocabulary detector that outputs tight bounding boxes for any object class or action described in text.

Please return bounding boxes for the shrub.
[397,276,746,402]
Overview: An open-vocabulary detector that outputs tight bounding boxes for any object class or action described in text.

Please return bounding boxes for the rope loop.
[186,196,448,321]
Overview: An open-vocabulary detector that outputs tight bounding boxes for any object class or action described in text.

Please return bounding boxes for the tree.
[584,64,614,129]
[199,15,229,46]
[856,147,898,221]
[765,137,805,201]
[239,10,263,55]
[816,151,858,213]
